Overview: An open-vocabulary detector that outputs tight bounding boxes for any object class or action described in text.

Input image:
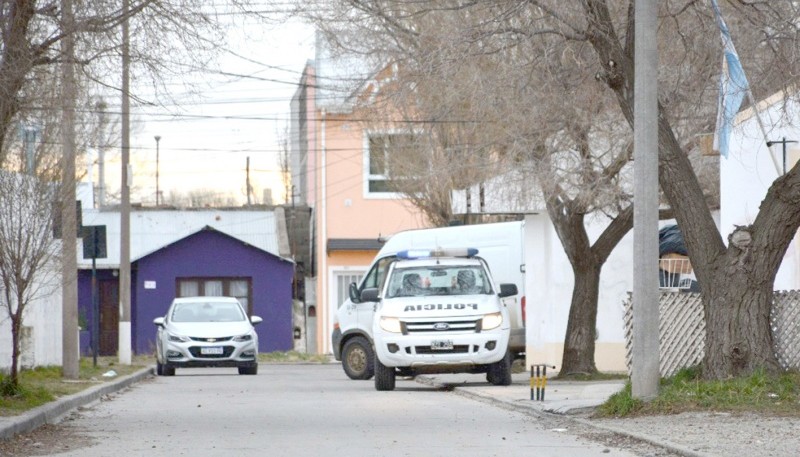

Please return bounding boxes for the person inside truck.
[452,269,478,294]
[398,273,424,296]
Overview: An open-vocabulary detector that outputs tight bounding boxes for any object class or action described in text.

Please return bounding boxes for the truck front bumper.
[374,329,509,369]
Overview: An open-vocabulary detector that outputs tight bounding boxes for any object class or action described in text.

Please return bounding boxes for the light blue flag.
[711,0,749,158]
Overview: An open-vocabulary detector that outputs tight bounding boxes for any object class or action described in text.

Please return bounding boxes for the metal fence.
[658,257,695,290]
[622,290,800,377]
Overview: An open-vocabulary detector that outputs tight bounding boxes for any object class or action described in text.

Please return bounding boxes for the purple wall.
[77,268,118,351]
[78,227,294,355]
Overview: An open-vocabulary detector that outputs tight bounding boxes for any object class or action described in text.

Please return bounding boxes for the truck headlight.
[379,316,402,333]
[481,312,503,330]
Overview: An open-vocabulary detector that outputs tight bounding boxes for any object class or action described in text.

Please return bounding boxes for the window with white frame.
[336,273,364,309]
[366,132,417,195]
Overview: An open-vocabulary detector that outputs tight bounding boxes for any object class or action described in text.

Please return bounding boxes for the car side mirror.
[360,287,380,302]
[153,317,165,326]
[250,315,263,325]
[498,283,518,298]
[348,282,361,303]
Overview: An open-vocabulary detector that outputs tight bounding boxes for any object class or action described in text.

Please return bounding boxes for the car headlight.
[481,312,503,330]
[233,333,253,342]
[379,316,402,333]
[167,334,189,342]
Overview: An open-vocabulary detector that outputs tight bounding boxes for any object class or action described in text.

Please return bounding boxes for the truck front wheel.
[342,336,375,380]
[486,350,512,386]
[374,357,396,391]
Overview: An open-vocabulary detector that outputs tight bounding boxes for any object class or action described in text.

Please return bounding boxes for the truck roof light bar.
[396,248,479,259]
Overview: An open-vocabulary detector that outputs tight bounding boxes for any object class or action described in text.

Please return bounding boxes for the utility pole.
[246,156,252,205]
[119,0,132,365]
[60,0,79,379]
[632,0,660,400]
[154,135,161,205]
[96,100,107,207]
[21,127,37,175]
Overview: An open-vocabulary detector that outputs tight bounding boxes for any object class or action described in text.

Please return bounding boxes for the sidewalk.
[416,372,714,456]
[416,371,626,415]
[416,371,800,457]
[0,367,153,441]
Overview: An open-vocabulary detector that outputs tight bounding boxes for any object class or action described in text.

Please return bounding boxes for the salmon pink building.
[290,37,429,354]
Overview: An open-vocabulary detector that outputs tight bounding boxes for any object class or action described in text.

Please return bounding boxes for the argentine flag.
[711,0,749,158]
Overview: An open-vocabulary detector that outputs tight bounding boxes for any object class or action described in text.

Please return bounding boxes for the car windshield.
[170,301,246,323]
[386,265,492,298]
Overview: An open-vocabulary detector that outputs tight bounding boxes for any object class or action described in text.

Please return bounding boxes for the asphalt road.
[1,364,644,457]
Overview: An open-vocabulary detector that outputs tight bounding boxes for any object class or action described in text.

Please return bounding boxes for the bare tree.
[163,188,238,208]
[300,0,800,379]
[304,1,639,374]
[580,0,800,379]
[0,172,61,389]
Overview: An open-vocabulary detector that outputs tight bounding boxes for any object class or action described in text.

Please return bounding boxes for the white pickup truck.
[331,222,525,382]
[359,248,518,391]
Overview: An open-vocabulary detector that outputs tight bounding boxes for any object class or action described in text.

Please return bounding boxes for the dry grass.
[0,356,150,416]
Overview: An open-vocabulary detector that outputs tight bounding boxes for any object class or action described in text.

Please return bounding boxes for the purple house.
[77,207,295,357]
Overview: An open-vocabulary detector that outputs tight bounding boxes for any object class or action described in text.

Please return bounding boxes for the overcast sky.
[91,16,316,207]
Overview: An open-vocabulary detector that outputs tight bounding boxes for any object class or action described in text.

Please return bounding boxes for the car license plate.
[430,340,453,351]
[201,347,224,355]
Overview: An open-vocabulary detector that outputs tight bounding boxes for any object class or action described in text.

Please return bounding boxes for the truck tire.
[486,350,512,386]
[374,357,396,391]
[342,336,375,380]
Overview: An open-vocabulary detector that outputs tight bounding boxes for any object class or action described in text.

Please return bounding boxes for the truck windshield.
[386,265,492,298]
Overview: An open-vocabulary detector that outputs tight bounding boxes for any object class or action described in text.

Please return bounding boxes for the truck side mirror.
[360,287,380,302]
[498,283,518,298]
[349,282,361,303]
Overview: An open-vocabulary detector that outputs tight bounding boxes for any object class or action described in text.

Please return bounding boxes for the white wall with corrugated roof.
[78,202,284,268]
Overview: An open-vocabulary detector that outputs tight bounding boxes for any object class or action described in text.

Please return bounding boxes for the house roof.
[327,238,385,252]
[78,208,288,269]
[136,225,294,264]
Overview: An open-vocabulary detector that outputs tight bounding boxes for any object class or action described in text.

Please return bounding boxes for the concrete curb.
[416,376,712,457]
[573,418,715,457]
[0,366,154,441]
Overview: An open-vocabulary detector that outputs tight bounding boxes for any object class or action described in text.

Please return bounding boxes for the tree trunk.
[561,262,602,375]
[10,313,20,387]
[703,274,779,378]
[548,201,632,376]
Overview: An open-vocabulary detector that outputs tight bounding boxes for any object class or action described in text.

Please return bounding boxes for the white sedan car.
[153,296,262,376]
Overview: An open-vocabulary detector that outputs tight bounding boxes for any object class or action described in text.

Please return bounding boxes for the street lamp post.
[766,137,797,175]
[154,135,161,206]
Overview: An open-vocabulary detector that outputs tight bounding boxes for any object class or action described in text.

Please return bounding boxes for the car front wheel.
[238,365,258,375]
[342,336,375,380]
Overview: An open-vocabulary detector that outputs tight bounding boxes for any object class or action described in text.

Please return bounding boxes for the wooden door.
[99,280,119,356]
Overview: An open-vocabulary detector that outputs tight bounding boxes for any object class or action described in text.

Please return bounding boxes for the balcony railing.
[659,257,695,290]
